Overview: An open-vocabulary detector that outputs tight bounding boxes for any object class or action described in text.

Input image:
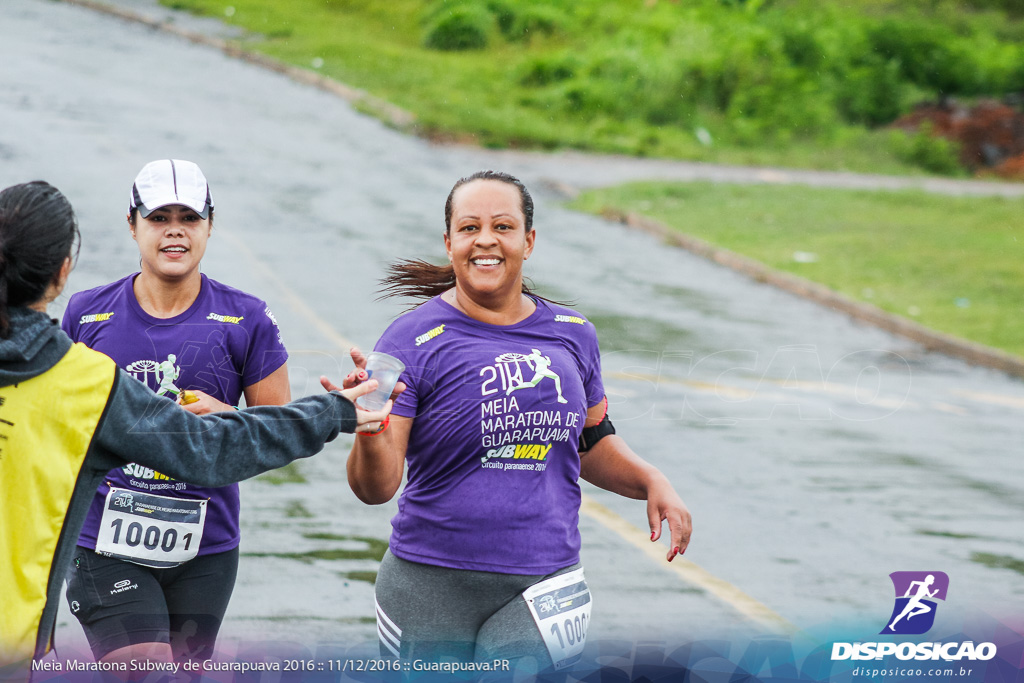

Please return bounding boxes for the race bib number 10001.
[95,487,207,568]
[523,567,592,670]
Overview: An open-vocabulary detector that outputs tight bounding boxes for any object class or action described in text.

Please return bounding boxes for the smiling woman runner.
[0,180,390,681]
[326,170,693,671]
[61,160,292,667]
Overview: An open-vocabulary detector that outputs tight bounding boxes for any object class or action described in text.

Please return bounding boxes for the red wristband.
[359,415,390,436]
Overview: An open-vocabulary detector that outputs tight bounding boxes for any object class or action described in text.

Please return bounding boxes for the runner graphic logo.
[113,492,135,509]
[881,571,949,635]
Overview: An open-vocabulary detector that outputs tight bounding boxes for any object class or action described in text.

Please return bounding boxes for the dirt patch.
[892,99,1024,178]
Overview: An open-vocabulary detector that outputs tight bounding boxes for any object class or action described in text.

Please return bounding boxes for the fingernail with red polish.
[650,532,656,541]
[673,546,681,555]
[359,371,367,380]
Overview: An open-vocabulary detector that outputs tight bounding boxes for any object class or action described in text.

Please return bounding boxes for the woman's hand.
[647,476,692,562]
[178,390,234,415]
[325,347,412,504]
[340,346,370,389]
[323,346,406,401]
[319,378,395,433]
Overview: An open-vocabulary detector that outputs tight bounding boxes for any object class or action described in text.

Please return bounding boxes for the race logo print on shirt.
[505,349,569,404]
[126,354,183,398]
[479,350,583,472]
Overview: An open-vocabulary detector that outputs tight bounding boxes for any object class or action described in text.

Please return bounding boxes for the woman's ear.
[58,256,72,288]
[523,229,536,261]
[45,256,74,304]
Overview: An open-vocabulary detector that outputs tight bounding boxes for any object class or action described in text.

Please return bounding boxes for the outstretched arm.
[578,400,692,562]
[328,347,411,505]
[94,369,390,488]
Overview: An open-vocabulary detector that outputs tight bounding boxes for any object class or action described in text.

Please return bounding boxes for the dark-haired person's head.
[126,160,214,284]
[380,171,566,307]
[0,181,79,337]
[443,172,536,305]
[444,170,534,235]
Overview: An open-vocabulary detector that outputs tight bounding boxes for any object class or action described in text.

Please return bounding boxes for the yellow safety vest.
[0,343,116,666]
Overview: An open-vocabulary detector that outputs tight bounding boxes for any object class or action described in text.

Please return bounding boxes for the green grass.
[159,0,1024,176]
[568,182,1024,357]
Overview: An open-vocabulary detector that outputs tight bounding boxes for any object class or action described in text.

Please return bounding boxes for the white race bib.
[95,487,207,568]
[523,567,592,670]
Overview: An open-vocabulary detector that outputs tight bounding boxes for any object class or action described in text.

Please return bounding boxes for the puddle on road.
[256,461,308,485]
[340,571,379,585]
[959,478,1024,510]
[587,312,697,354]
[650,283,733,320]
[284,500,314,518]
[917,529,978,540]
[863,451,927,468]
[242,535,388,584]
[822,428,884,444]
[244,615,377,624]
[243,535,387,563]
[970,552,1024,576]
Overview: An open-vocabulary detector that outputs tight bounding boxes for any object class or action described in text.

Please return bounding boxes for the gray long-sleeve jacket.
[0,307,358,665]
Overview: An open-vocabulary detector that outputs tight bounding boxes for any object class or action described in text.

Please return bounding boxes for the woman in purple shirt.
[328,171,692,670]
[63,160,292,667]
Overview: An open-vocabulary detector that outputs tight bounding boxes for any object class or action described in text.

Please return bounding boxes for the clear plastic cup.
[355,352,405,411]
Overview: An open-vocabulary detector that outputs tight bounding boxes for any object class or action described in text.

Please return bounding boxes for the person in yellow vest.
[0,181,392,680]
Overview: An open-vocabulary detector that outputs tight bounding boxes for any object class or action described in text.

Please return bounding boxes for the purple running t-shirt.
[376,296,605,574]
[63,273,288,557]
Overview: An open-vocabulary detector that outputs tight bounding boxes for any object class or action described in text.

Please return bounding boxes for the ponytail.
[378,259,563,309]
[378,259,456,303]
[0,181,79,338]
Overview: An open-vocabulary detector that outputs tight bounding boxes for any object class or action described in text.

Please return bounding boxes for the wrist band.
[360,415,390,437]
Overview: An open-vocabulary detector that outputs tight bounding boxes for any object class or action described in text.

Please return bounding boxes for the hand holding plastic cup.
[355,352,405,411]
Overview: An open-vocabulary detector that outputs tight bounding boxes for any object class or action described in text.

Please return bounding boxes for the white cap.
[129,159,213,219]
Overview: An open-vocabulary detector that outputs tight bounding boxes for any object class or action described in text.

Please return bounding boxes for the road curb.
[599,206,1024,381]
[59,0,417,133]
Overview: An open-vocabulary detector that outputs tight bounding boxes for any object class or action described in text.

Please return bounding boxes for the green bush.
[423,2,494,51]
[962,0,1024,16]
[418,0,1024,165]
[867,19,977,95]
[508,5,569,41]
[483,0,517,35]
[834,58,907,126]
[516,51,581,87]
[779,22,824,69]
[889,125,963,175]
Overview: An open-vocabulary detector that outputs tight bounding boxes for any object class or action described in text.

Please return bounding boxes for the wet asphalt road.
[2,0,1024,664]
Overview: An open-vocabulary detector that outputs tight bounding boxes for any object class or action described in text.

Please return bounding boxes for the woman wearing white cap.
[61,160,293,666]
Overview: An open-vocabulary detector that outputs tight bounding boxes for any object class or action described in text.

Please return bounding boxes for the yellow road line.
[218,228,357,353]
[952,389,1024,411]
[218,232,792,632]
[580,495,798,634]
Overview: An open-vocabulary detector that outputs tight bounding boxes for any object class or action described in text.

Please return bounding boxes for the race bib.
[523,567,592,670]
[95,487,207,568]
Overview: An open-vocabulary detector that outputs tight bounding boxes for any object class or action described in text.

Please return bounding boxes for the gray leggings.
[374,550,584,668]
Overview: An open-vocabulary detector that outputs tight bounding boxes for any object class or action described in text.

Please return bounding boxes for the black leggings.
[65,546,238,661]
